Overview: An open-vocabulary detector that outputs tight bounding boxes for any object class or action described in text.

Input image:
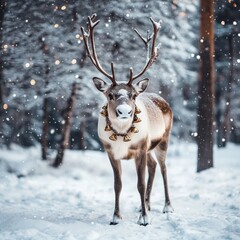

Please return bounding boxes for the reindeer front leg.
[135,151,149,226]
[108,152,122,225]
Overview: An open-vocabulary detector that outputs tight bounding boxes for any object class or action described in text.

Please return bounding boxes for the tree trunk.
[215,73,223,148]
[79,120,85,150]
[197,0,215,172]
[40,38,51,160]
[52,83,77,167]
[41,64,50,160]
[41,96,49,160]
[222,33,234,147]
[0,0,7,130]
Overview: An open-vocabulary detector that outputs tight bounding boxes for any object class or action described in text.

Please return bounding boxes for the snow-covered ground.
[0,143,239,240]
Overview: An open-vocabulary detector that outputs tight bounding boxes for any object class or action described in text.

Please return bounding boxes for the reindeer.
[81,14,173,226]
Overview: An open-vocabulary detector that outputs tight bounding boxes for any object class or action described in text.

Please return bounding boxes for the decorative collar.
[100,104,141,142]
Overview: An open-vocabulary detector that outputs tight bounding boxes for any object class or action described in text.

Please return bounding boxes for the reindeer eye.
[108,93,114,100]
[132,94,137,100]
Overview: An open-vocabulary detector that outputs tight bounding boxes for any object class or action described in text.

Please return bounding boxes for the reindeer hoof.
[137,214,149,226]
[110,221,118,225]
[163,203,174,213]
[110,214,122,225]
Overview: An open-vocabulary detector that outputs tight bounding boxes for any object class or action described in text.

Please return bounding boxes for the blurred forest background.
[0,0,239,159]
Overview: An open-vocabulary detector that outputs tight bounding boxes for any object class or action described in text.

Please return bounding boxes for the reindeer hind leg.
[145,152,157,211]
[155,139,174,213]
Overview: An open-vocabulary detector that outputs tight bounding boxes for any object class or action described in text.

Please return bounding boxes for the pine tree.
[196,0,215,172]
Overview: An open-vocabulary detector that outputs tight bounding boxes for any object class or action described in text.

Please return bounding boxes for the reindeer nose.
[116,105,133,119]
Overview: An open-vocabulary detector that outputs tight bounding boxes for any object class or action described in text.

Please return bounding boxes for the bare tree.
[52,82,78,168]
[197,0,215,172]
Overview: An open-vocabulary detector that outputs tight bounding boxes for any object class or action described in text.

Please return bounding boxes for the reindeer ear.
[134,78,149,93]
[93,77,109,92]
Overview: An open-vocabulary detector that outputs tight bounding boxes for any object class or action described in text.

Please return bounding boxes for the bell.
[123,134,131,142]
[102,105,107,110]
[104,124,111,131]
[100,109,108,117]
[130,126,139,133]
[133,115,141,123]
[109,133,117,141]
[135,106,141,114]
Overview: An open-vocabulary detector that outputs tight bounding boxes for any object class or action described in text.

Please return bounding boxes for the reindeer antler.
[81,14,116,85]
[128,17,161,86]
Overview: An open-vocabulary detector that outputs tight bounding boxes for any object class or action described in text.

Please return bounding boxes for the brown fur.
[149,139,161,151]
[152,97,171,114]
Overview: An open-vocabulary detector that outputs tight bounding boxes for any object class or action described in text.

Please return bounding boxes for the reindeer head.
[81,14,160,121]
[92,78,148,120]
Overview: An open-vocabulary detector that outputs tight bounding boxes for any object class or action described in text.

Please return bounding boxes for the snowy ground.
[0,143,239,240]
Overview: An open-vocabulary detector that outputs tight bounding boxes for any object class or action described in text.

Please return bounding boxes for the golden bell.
[104,124,111,131]
[130,126,139,133]
[123,134,131,142]
[133,115,141,123]
[100,109,108,117]
[109,133,117,141]
[135,106,141,114]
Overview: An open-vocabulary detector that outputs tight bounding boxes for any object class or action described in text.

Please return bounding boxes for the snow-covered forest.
[0,1,239,150]
[0,0,199,149]
[0,0,240,239]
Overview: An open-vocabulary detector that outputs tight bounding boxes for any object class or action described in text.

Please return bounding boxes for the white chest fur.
[98,116,148,160]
